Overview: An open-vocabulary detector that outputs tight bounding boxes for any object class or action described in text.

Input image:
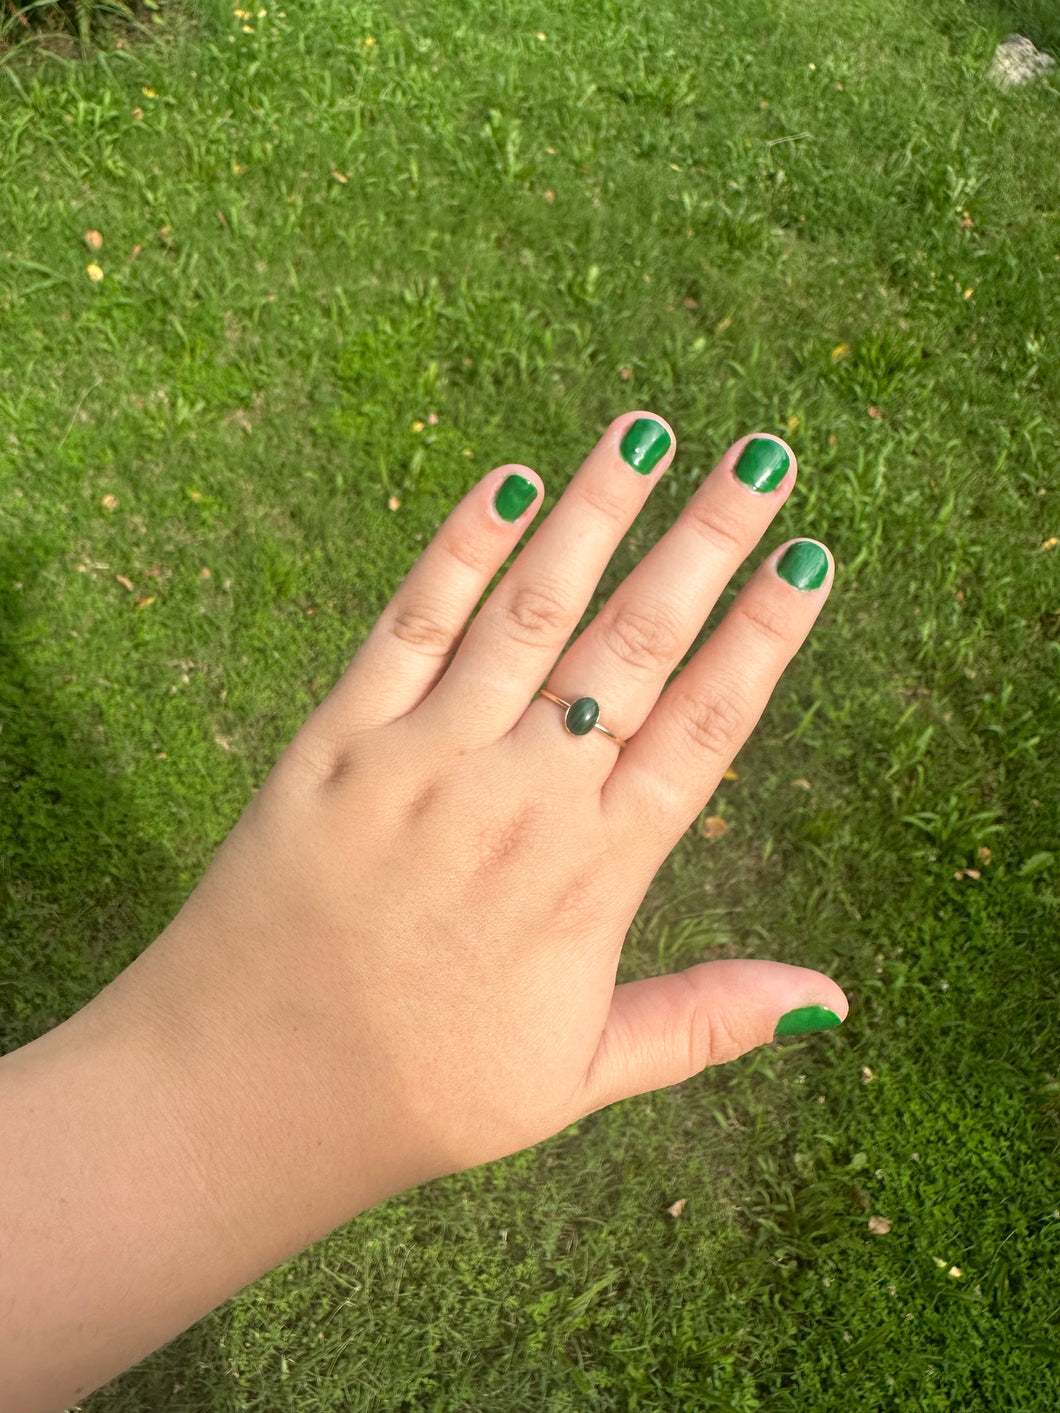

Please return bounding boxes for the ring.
[537,690,627,749]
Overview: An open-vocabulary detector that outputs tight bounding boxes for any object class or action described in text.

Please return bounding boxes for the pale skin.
[0,413,847,1413]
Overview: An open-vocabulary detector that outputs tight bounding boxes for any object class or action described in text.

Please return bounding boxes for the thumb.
[582,959,848,1112]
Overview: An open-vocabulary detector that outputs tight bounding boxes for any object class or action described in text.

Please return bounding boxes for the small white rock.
[989,34,1055,90]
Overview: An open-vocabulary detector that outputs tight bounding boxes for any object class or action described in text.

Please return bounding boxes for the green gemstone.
[565,697,600,736]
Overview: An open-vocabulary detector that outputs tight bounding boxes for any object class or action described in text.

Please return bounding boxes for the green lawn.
[1,0,1059,1407]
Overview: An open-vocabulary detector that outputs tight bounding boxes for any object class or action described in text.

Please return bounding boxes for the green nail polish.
[620,418,671,475]
[494,473,537,523]
[734,436,790,493]
[777,541,829,591]
[774,1005,842,1039]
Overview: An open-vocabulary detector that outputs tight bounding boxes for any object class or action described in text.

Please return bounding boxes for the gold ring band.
[537,690,627,749]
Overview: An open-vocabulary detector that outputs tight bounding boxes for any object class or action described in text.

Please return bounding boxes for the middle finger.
[422,411,676,741]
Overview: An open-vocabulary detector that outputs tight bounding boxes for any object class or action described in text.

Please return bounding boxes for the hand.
[131,412,845,1221]
[1,413,848,1411]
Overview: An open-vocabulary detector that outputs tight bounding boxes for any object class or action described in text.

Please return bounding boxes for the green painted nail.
[734,436,790,493]
[494,473,537,523]
[777,541,829,591]
[619,418,671,475]
[774,1005,842,1039]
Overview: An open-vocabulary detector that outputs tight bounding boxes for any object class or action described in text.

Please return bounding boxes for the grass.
[1,0,1059,1406]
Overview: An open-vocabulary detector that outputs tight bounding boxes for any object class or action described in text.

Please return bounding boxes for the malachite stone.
[565,697,600,736]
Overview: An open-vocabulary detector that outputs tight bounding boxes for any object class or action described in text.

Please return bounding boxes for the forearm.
[0,913,393,1413]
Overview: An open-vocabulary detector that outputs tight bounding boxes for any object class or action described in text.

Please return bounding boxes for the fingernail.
[734,436,790,493]
[774,1005,843,1039]
[494,472,538,522]
[620,417,672,475]
[777,541,829,591]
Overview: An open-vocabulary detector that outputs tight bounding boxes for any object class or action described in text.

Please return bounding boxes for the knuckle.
[499,581,570,645]
[731,594,791,649]
[575,479,630,529]
[598,603,682,676]
[685,994,744,1069]
[686,499,745,556]
[670,680,746,758]
[442,533,494,576]
[389,606,456,657]
[552,864,608,935]
[668,974,745,1074]
[471,806,539,873]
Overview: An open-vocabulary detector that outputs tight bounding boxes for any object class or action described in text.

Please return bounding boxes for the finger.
[580,959,848,1112]
[419,412,675,745]
[603,539,834,843]
[312,466,543,736]
[516,433,796,776]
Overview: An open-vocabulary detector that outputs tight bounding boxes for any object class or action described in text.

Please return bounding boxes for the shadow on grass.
[0,529,183,1054]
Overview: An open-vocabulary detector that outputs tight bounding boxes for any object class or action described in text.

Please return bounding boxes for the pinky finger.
[604,538,834,845]
[312,466,544,737]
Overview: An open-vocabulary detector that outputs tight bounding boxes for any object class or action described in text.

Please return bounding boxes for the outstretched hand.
[1,413,847,1413]
[135,412,845,1211]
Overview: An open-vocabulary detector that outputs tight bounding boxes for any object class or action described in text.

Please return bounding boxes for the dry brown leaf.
[976,845,992,866]
[868,1216,891,1235]
[666,1198,687,1218]
[700,815,729,839]
[84,230,103,250]
[544,189,555,203]
[619,366,633,381]
[331,168,349,183]
[225,408,253,435]
[861,1066,875,1083]
[115,574,134,592]
[682,296,699,309]
[101,494,118,512]
[867,405,882,419]
[388,496,401,511]
[136,596,156,609]
[792,777,812,791]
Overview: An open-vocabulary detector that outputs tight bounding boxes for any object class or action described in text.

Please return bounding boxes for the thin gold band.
[537,690,628,749]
